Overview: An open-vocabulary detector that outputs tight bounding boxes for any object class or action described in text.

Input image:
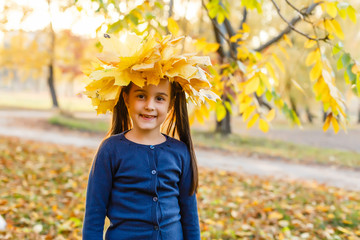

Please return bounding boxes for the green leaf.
[265,91,273,102]
[332,44,342,55]
[337,55,343,70]
[108,20,125,33]
[341,53,351,67]
[145,12,155,20]
[344,70,350,84]
[346,64,357,83]
[154,2,164,9]
[356,76,360,96]
[127,13,139,25]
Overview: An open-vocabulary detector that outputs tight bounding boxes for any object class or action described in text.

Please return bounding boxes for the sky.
[1,0,105,37]
[0,0,200,39]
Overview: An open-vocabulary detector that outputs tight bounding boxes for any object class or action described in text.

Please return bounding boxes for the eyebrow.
[134,89,169,97]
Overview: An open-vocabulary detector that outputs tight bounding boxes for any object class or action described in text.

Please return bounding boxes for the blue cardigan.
[82,131,200,240]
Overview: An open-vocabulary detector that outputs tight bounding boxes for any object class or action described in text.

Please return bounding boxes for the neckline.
[121,130,169,147]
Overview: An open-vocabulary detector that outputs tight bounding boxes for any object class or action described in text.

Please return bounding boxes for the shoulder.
[164,135,190,158]
[166,135,187,149]
[97,132,128,153]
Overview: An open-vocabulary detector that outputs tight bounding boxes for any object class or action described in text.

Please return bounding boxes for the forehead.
[130,79,171,94]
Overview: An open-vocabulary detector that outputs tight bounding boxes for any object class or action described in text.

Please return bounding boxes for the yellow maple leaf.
[245,76,260,95]
[167,17,179,36]
[272,53,285,73]
[266,109,276,121]
[259,119,269,133]
[304,39,317,49]
[247,113,259,128]
[242,105,256,121]
[323,114,332,132]
[310,61,322,81]
[331,116,340,134]
[325,2,337,18]
[283,34,292,47]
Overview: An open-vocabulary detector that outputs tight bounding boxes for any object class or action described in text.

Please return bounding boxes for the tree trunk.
[216,95,231,134]
[305,107,314,124]
[289,95,299,118]
[48,64,58,108]
[211,20,232,134]
[168,0,174,18]
[48,0,59,108]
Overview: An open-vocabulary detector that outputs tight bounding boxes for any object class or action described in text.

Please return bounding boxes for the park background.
[1,0,360,239]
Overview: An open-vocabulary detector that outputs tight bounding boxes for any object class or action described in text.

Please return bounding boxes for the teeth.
[141,114,155,118]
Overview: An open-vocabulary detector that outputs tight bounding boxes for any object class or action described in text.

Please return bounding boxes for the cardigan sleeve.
[178,147,201,240]
[82,142,113,240]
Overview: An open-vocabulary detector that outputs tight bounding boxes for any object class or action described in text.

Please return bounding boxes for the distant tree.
[79,0,360,134]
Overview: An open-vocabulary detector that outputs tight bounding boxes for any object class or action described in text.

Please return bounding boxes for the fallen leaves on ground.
[0,136,359,240]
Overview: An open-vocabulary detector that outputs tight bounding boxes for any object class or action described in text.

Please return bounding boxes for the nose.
[144,98,155,111]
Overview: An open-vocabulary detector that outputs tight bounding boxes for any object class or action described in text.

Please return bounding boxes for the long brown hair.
[105,81,198,196]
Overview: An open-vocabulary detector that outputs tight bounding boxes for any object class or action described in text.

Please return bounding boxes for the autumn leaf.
[266,109,276,122]
[325,2,337,18]
[2,136,360,239]
[167,17,179,36]
[259,119,269,133]
[283,34,292,47]
[245,76,260,95]
[247,113,259,128]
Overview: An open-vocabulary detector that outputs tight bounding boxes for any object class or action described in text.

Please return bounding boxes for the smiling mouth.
[140,114,157,119]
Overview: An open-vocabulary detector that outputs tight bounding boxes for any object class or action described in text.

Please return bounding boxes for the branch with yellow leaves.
[201,0,237,60]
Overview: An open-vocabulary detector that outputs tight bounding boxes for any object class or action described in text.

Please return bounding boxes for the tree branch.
[201,0,237,60]
[284,0,304,18]
[255,2,322,52]
[239,7,248,30]
[270,0,321,40]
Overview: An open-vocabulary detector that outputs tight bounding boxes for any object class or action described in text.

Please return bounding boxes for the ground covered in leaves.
[0,136,359,240]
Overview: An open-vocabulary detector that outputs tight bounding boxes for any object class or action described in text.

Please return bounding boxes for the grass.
[47,114,360,169]
[49,114,109,133]
[192,130,360,169]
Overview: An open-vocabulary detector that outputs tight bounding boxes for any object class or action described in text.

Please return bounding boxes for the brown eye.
[156,96,165,101]
[137,94,145,99]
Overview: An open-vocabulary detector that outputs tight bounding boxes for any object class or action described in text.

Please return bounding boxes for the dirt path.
[234,127,360,153]
[1,109,360,191]
[2,108,359,152]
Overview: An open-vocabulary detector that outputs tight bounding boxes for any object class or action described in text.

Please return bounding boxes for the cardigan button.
[150,145,155,149]
[154,225,159,230]
[151,170,157,175]
[153,197,158,202]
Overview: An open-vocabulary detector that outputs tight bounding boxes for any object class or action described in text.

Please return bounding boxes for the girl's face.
[124,79,172,135]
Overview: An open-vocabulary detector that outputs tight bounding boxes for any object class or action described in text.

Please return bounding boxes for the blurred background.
[1,0,360,239]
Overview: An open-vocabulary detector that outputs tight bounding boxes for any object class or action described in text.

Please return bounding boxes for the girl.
[82,32,218,240]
